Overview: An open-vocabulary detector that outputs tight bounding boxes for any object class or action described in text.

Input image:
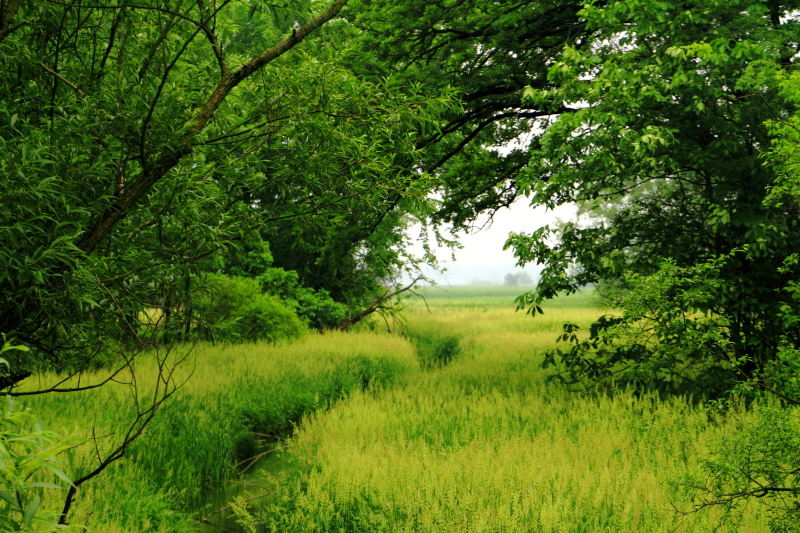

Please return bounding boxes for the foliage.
[507,0,800,388]
[0,341,79,532]
[540,255,743,399]
[191,274,306,343]
[345,0,589,228]
[257,268,348,330]
[676,405,800,532]
[532,252,800,527]
[0,0,452,375]
[503,272,533,287]
[203,234,349,329]
[406,329,461,370]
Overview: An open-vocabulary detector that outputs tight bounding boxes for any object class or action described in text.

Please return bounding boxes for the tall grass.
[17,286,782,532]
[20,332,418,532]
[258,288,773,532]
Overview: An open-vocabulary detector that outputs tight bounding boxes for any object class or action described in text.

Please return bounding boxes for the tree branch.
[75,0,349,255]
[39,62,86,97]
[338,276,424,331]
[0,0,24,44]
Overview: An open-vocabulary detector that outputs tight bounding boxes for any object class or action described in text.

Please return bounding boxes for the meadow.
[260,286,773,532]
[19,286,778,531]
[20,333,419,532]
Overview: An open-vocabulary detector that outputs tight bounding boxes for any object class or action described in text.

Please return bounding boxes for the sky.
[409,200,577,285]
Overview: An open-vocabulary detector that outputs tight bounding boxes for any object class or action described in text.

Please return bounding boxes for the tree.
[0,0,452,523]
[0,0,451,377]
[343,0,590,228]
[503,0,800,391]
[504,271,533,287]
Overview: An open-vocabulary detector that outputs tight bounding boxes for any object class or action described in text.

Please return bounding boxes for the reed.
[21,332,417,531]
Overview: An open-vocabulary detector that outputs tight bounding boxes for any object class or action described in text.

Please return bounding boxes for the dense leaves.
[344,0,589,227]
[0,342,79,532]
[0,0,452,372]
[507,0,800,382]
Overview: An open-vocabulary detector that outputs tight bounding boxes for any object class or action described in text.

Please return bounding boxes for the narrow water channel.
[194,438,292,532]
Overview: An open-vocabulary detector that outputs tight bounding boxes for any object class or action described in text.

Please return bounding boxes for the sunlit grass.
[260,287,772,532]
[19,286,779,532]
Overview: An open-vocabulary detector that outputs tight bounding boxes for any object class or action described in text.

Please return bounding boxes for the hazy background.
[410,201,577,286]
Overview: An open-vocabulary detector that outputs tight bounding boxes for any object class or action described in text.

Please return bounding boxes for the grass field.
[258,286,772,532]
[18,286,779,531]
[21,332,419,532]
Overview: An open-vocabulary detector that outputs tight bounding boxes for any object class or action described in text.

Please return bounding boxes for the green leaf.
[48,467,75,488]
[22,496,39,529]
[0,488,14,505]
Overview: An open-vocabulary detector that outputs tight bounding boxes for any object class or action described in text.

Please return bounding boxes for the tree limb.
[338,276,424,331]
[75,0,349,255]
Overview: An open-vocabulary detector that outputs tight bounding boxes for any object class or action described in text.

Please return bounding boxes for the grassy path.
[259,288,771,532]
[18,287,773,532]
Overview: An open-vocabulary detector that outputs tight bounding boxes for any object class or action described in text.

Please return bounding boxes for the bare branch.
[339,275,426,331]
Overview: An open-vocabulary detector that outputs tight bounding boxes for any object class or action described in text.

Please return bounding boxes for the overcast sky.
[408,200,577,285]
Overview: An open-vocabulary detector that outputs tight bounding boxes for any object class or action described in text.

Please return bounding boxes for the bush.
[675,405,800,532]
[192,274,306,343]
[0,341,79,532]
[540,256,744,399]
[258,268,349,330]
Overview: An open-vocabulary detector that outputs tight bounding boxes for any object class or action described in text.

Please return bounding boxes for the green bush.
[675,405,800,532]
[407,330,461,369]
[192,274,306,343]
[258,268,349,330]
[0,341,79,532]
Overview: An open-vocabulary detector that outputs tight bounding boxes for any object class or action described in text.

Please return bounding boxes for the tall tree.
[0,0,450,377]
[505,0,800,391]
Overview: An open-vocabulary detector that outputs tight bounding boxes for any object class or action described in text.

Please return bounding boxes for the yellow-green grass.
[260,287,773,532]
[16,286,781,532]
[403,287,606,360]
[20,332,418,532]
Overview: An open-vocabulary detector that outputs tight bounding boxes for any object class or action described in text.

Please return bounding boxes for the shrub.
[192,274,306,343]
[0,340,79,532]
[258,268,349,330]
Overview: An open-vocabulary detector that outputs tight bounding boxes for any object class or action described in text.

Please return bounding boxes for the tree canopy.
[0,0,452,374]
[495,0,800,393]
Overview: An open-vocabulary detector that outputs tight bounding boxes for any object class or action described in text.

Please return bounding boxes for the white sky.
[408,199,577,284]
[441,201,577,267]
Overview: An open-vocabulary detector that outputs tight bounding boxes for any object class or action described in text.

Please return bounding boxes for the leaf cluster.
[0,344,80,532]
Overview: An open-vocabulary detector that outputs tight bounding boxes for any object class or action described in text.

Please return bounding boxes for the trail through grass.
[18,286,778,531]
[258,287,772,532]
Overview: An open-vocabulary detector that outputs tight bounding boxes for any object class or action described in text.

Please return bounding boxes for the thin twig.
[39,62,85,97]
